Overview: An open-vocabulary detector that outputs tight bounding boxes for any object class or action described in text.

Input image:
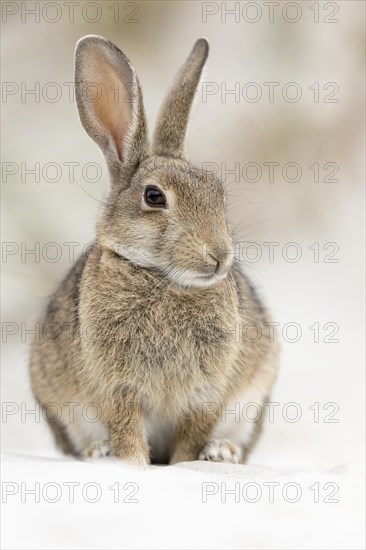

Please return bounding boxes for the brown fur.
[29,36,279,465]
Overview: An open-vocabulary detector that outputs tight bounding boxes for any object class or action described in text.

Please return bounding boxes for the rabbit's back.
[29,253,88,406]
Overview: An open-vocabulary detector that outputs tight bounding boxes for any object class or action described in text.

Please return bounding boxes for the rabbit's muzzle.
[200,239,234,279]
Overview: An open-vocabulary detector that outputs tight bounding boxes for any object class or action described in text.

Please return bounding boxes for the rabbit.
[29,35,279,466]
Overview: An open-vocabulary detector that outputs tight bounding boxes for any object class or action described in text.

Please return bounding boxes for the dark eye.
[144,186,166,208]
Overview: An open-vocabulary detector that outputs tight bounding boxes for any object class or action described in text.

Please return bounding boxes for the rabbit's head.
[75,36,233,288]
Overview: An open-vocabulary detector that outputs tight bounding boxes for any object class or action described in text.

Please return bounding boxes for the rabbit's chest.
[82,266,240,410]
[105,279,239,403]
[120,291,239,409]
[121,288,237,368]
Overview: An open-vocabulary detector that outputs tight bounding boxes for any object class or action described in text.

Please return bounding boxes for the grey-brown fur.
[29,36,279,465]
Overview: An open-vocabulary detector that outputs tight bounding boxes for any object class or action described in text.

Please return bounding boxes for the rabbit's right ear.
[74,35,149,185]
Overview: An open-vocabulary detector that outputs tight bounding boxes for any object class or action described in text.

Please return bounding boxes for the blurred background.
[1,1,365,548]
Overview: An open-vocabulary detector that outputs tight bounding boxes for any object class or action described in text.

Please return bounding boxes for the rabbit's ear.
[75,35,149,183]
[152,39,209,158]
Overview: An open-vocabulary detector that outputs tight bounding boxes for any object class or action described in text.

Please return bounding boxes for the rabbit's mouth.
[159,246,234,289]
[163,266,231,290]
[190,270,231,288]
[108,241,232,289]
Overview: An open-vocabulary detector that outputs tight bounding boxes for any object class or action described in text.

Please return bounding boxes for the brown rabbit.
[29,35,279,465]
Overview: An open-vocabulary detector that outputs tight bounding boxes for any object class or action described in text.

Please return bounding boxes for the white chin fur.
[112,243,158,268]
[112,243,228,289]
[164,267,229,289]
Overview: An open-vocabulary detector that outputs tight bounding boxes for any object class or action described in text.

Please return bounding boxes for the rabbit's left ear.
[152,39,209,159]
[74,35,149,184]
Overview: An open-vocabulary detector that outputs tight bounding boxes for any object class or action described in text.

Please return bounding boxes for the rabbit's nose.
[205,243,233,274]
[207,253,221,273]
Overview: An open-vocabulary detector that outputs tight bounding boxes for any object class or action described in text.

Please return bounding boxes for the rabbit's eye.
[144,186,166,208]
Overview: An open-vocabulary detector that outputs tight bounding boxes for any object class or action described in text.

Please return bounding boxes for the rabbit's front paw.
[198,439,242,464]
[122,453,149,467]
[85,440,111,458]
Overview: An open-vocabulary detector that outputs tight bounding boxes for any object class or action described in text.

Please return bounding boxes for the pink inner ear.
[86,52,132,162]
